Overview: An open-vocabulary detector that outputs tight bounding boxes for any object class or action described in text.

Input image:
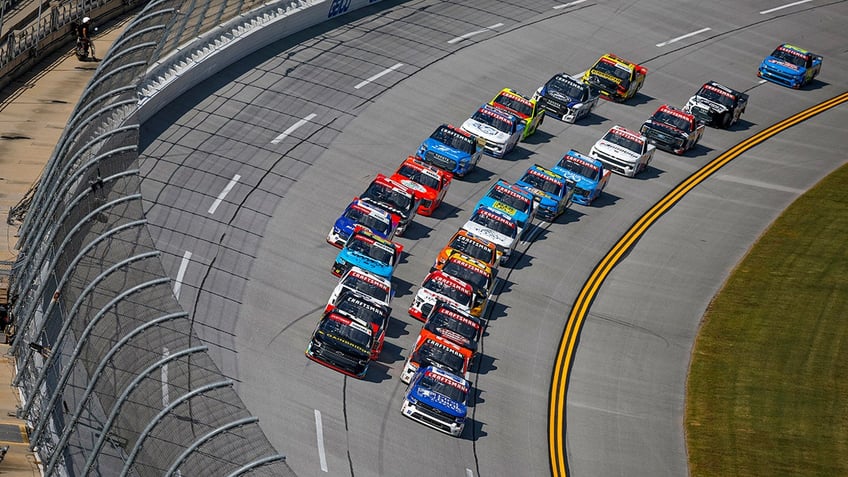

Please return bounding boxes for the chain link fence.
[2,0,343,474]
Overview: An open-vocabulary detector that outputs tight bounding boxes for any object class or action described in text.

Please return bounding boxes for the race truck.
[683,81,749,129]
[589,125,655,177]
[328,266,394,308]
[408,270,475,322]
[475,179,537,239]
[582,53,647,102]
[305,310,374,379]
[460,104,524,159]
[433,253,496,318]
[553,149,612,206]
[434,229,500,271]
[417,124,484,177]
[757,43,822,89]
[400,366,471,437]
[327,198,398,248]
[460,206,520,266]
[533,73,600,123]
[400,328,473,384]
[389,156,453,217]
[358,174,421,236]
[325,289,391,360]
[488,87,545,140]
[640,104,705,155]
[421,301,483,356]
[332,225,403,280]
[401,365,470,437]
[515,164,575,222]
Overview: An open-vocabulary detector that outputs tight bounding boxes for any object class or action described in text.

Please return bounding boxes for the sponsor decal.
[565,154,600,172]
[494,184,529,202]
[346,296,383,316]
[527,167,562,183]
[778,45,807,58]
[590,70,622,85]
[480,106,513,123]
[425,369,466,390]
[703,83,733,98]
[497,91,532,107]
[492,200,517,216]
[449,257,491,278]
[436,307,481,329]
[429,274,471,292]
[658,105,694,122]
[478,208,515,228]
[454,235,490,254]
[349,271,389,290]
[610,127,645,144]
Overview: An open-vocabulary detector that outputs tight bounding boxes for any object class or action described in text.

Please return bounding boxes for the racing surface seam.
[342,377,356,476]
[548,90,848,477]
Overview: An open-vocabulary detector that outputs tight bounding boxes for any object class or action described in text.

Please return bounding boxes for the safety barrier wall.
[7,0,385,474]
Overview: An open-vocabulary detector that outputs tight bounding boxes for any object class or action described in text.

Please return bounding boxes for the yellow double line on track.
[548,91,848,477]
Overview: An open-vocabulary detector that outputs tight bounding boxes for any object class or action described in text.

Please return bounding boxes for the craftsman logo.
[610,127,644,144]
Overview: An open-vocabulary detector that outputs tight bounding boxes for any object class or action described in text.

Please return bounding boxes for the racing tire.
[720,113,732,129]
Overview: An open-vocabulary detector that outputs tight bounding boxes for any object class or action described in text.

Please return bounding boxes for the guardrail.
[6,0,388,474]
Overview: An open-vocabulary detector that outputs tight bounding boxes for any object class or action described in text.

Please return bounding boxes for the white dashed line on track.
[208,174,241,214]
[553,0,587,9]
[760,0,812,14]
[447,23,504,44]
[656,27,711,47]
[271,113,317,144]
[354,63,404,89]
[315,409,328,472]
[173,250,192,300]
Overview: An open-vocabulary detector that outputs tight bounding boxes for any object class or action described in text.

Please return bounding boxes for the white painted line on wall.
[173,250,192,300]
[315,409,328,472]
[354,63,404,89]
[447,23,504,44]
[208,174,241,214]
[760,0,811,14]
[655,27,711,47]
[553,0,587,9]
[271,113,317,144]
[162,347,170,406]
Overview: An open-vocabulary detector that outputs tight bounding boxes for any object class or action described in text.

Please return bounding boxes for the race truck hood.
[643,120,688,139]
[419,139,471,161]
[358,197,407,222]
[416,287,471,312]
[461,220,512,251]
[337,251,393,278]
[394,177,436,201]
[515,181,560,210]
[477,196,529,228]
[333,216,387,241]
[592,140,641,164]
[460,118,510,146]
[553,168,596,193]
[410,385,466,417]
[315,329,370,359]
[686,95,728,114]
[762,56,806,77]
[545,90,584,108]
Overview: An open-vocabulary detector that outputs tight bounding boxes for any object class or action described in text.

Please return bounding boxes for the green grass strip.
[686,163,848,476]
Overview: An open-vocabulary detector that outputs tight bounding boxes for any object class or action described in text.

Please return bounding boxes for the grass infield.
[686,163,848,476]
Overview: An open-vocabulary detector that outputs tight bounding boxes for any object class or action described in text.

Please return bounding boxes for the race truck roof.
[423,301,483,352]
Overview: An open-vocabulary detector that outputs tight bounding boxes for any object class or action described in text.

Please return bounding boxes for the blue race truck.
[552,149,611,206]
[401,365,470,437]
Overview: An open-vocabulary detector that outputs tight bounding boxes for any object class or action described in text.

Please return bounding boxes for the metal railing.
[4,0,319,474]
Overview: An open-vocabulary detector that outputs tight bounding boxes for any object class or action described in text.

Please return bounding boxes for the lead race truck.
[401,365,470,437]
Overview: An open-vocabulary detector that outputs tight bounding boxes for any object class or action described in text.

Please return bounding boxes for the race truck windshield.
[493,92,533,117]
[429,309,480,343]
[471,211,517,239]
[336,295,386,328]
[423,277,473,307]
[652,110,692,132]
[548,76,586,100]
[431,126,477,154]
[342,273,389,303]
[318,315,372,352]
[449,235,496,264]
[397,164,440,189]
[603,130,644,154]
[414,341,466,375]
[471,109,514,133]
[347,236,395,264]
[419,372,467,402]
[559,157,600,181]
[343,207,390,235]
[442,260,489,294]
[521,171,563,196]
[594,60,631,82]
[772,47,806,67]
[697,84,735,108]
[362,182,413,215]
[489,185,531,212]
